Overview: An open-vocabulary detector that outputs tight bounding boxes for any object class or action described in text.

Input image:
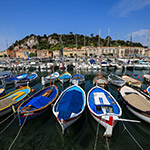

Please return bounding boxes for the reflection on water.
[0,68,150,150]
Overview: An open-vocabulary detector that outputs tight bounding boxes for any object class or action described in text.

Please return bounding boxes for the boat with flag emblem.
[0,86,31,116]
[87,85,122,137]
[53,84,86,134]
[17,85,59,126]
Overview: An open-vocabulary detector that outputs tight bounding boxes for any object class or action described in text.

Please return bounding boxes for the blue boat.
[58,72,71,84]
[70,73,85,85]
[87,86,122,137]
[15,73,39,87]
[147,86,150,94]
[5,73,28,86]
[17,85,59,126]
[53,84,86,134]
[0,86,31,116]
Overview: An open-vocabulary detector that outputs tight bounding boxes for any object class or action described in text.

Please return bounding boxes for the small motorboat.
[53,84,86,134]
[87,85,122,137]
[17,85,59,126]
[58,72,71,84]
[122,75,142,88]
[0,86,31,116]
[108,73,126,87]
[15,73,38,87]
[44,72,60,85]
[70,73,85,85]
[120,85,150,123]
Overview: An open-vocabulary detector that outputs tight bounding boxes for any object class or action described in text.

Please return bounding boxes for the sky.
[0,0,150,51]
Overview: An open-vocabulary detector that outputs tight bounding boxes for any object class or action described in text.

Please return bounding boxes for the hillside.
[8,33,144,51]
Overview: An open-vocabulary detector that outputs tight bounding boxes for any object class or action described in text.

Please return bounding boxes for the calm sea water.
[0,68,150,150]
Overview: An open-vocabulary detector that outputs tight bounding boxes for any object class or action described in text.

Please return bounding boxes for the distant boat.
[143,74,150,82]
[122,75,142,88]
[0,87,5,97]
[70,73,85,85]
[87,86,122,137]
[17,85,59,126]
[58,72,71,84]
[120,85,150,123]
[53,84,86,134]
[93,74,108,88]
[15,73,38,87]
[5,73,28,86]
[44,72,60,85]
[108,73,126,87]
[0,86,31,117]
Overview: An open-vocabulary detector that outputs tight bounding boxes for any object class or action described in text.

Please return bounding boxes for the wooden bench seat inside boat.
[124,94,150,111]
[42,89,52,97]
[0,98,14,109]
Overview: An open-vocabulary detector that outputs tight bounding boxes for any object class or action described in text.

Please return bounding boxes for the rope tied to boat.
[121,121,144,150]
[0,112,15,125]
[94,122,99,150]
[0,114,18,135]
[7,112,29,150]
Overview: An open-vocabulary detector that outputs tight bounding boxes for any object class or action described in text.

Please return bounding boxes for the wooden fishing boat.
[5,73,28,86]
[15,73,38,87]
[122,75,142,88]
[0,87,5,97]
[58,72,71,84]
[143,74,150,82]
[87,86,122,137]
[70,73,85,85]
[120,85,150,123]
[53,84,86,134]
[108,73,126,87]
[0,86,31,117]
[93,74,108,88]
[44,72,60,84]
[17,85,59,126]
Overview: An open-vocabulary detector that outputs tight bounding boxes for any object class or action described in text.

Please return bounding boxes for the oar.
[118,118,140,123]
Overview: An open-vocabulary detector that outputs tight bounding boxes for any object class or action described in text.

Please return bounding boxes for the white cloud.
[110,0,150,17]
[125,29,150,47]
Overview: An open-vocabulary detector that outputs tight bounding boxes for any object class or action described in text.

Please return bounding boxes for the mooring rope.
[122,122,144,150]
[94,122,99,150]
[0,114,18,135]
[0,112,15,125]
[7,113,29,150]
[104,118,110,150]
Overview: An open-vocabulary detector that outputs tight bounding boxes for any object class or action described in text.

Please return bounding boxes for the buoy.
[137,76,140,79]
[141,75,143,78]
[32,89,35,92]
[37,76,39,78]
[10,75,12,78]
[117,88,120,91]
[144,89,147,93]
[19,86,23,88]
[108,116,113,126]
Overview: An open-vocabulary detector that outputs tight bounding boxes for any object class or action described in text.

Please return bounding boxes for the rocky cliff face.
[13,34,59,50]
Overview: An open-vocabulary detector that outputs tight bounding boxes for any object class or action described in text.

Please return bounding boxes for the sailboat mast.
[98,29,102,77]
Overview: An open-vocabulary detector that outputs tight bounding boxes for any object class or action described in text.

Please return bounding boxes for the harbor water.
[0,68,150,150]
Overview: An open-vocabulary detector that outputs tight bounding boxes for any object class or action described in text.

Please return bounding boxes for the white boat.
[44,72,59,84]
[108,73,126,87]
[120,85,150,123]
[87,86,122,137]
[143,74,150,82]
[53,84,86,133]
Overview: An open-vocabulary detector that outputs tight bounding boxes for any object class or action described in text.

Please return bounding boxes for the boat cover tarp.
[27,74,37,80]
[6,73,28,81]
[24,96,50,109]
[59,73,71,79]
[57,90,83,120]
[72,74,84,79]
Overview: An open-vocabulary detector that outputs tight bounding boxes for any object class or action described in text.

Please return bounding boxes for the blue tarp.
[24,96,50,109]
[90,59,95,64]
[57,89,84,120]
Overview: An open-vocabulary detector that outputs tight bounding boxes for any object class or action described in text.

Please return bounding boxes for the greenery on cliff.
[8,32,143,51]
